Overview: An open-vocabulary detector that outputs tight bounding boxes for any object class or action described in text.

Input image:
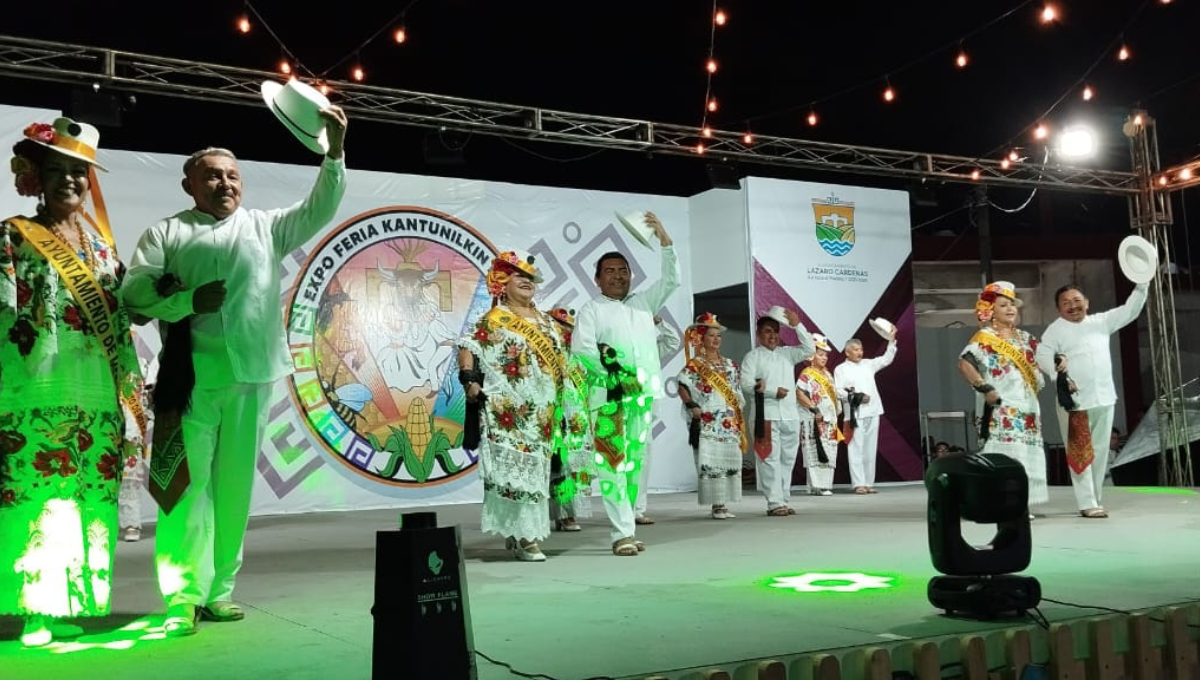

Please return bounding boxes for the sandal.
[555,519,582,532]
[612,537,639,556]
[854,487,869,495]
[164,604,199,638]
[767,507,790,517]
[200,601,245,622]
[1081,508,1109,518]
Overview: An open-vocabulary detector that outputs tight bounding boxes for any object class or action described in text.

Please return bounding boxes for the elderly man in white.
[571,214,678,555]
[122,107,349,635]
[1035,282,1148,518]
[833,331,897,494]
[739,309,815,516]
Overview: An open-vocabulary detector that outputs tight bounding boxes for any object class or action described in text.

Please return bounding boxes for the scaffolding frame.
[0,34,1192,485]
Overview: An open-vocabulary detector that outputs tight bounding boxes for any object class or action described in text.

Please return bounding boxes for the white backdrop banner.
[745,177,924,481]
[0,105,695,520]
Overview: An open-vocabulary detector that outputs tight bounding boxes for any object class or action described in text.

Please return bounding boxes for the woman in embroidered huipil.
[0,118,142,646]
[547,307,594,532]
[958,281,1048,510]
[796,334,840,496]
[457,250,567,562]
[676,313,745,519]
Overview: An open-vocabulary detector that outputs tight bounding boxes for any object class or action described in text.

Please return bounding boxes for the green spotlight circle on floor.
[769,572,895,593]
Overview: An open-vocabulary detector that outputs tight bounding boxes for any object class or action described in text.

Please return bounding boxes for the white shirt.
[121,157,347,387]
[1035,283,1148,410]
[833,341,897,417]
[739,329,816,422]
[572,246,680,408]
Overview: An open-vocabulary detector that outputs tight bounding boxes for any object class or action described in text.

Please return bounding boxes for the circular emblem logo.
[285,206,498,493]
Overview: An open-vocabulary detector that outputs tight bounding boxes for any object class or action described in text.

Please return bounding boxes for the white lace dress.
[458,305,567,542]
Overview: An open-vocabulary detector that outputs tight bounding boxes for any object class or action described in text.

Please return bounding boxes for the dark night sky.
[3,0,1199,239]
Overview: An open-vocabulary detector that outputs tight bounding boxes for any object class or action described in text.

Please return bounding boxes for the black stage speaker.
[925,453,1040,619]
[373,511,476,679]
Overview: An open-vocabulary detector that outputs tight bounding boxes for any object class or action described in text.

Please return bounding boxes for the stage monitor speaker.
[373,512,477,679]
[926,453,1031,576]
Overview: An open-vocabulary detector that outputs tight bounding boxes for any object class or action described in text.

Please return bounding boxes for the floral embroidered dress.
[550,354,594,522]
[961,327,1048,505]
[797,366,840,492]
[677,356,744,505]
[0,219,141,618]
[458,305,567,542]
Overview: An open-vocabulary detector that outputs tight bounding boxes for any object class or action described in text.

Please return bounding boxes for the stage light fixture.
[373,511,475,679]
[925,453,1041,620]
[1056,124,1098,160]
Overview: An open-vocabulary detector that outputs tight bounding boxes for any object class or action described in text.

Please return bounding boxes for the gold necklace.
[70,213,99,270]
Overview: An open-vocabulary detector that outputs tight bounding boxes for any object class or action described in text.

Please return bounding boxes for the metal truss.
[0,34,1141,196]
[1127,112,1193,488]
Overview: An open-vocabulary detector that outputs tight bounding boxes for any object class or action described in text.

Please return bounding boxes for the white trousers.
[633,404,656,517]
[596,398,654,544]
[1055,404,1115,511]
[155,382,272,608]
[847,415,880,488]
[754,419,800,509]
[119,454,147,530]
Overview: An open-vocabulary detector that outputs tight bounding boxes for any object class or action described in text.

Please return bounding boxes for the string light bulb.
[1118,45,1130,61]
[1008,150,1020,162]
[706,59,718,74]
[1082,85,1094,101]
[807,110,819,127]
[236,14,251,33]
[707,98,718,112]
[883,84,896,103]
[1159,175,1169,186]
[695,143,706,155]
[1034,123,1049,140]
[701,126,713,138]
[394,26,408,44]
[955,50,969,68]
[715,9,727,26]
[279,60,291,75]
[318,83,331,95]
[1180,168,1193,181]
[1040,4,1057,23]
[352,65,365,82]
[1001,158,1011,170]
[743,132,754,145]
[971,169,982,181]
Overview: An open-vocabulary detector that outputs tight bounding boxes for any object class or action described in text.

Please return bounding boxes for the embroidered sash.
[969,330,1038,395]
[485,307,565,386]
[801,366,844,442]
[11,217,147,439]
[686,357,748,453]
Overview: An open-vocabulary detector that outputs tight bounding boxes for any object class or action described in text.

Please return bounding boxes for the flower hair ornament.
[485,249,542,299]
[975,281,1020,325]
[684,312,725,362]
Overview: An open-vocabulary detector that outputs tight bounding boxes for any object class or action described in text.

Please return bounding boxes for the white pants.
[596,399,653,544]
[1055,404,1115,511]
[847,415,880,488]
[119,453,147,529]
[155,382,272,608]
[634,404,656,517]
[754,419,800,509]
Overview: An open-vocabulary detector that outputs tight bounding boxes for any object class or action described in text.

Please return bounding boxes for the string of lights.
[696,2,727,154]
[236,0,423,85]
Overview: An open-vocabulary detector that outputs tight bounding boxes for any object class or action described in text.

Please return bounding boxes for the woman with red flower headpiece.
[457,249,569,561]
[677,312,746,519]
[958,281,1048,516]
[0,118,143,646]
